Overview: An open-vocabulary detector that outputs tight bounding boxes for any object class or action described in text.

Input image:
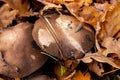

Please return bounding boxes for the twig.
[64,70,76,80]
[102,68,120,76]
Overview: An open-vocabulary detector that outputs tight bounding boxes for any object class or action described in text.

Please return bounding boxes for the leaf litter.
[0,0,120,80]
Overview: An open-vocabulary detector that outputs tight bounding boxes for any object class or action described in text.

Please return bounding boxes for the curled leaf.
[80,53,120,69]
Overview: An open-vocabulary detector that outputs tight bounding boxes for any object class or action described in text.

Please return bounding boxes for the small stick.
[102,68,120,76]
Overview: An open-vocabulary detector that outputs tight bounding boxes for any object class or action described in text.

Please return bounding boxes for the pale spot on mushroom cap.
[30,55,36,60]
[38,29,55,47]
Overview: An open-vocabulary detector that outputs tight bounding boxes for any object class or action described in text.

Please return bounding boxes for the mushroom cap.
[0,23,48,78]
[32,14,95,59]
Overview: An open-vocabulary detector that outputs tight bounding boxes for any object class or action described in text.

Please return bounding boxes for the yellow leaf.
[61,65,67,76]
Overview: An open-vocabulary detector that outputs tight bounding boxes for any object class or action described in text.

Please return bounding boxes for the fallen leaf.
[37,0,62,15]
[80,53,120,69]
[88,61,104,76]
[3,0,30,16]
[64,0,85,22]
[72,71,91,80]
[44,0,75,4]
[78,6,99,27]
[0,4,18,28]
[84,0,93,6]
[61,65,67,76]
[101,37,120,58]
[64,0,94,22]
[94,2,114,22]
[98,3,120,40]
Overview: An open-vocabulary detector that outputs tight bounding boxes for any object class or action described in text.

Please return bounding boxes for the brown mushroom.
[25,75,52,80]
[0,22,48,78]
[32,14,95,59]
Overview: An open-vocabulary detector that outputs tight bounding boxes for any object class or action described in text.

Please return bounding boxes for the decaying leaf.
[2,0,30,16]
[88,61,104,76]
[78,6,99,27]
[39,0,94,22]
[0,4,18,28]
[41,0,74,4]
[98,3,120,41]
[72,71,91,80]
[80,53,120,69]
[1,0,120,79]
[94,2,114,23]
[101,37,120,58]
[37,0,62,15]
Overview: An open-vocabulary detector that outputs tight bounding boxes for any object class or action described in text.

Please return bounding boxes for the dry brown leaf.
[64,0,93,22]
[37,0,62,15]
[79,6,99,27]
[72,71,91,80]
[84,0,93,6]
[43,0,75,4]
[38,0,93,22]
[101,37,120,58]
[64,1,85,22]
[3,0,30,16]
[42,0,92,5]
[98,3,120,40]
[94,2,114,13]
[92,2,120,72]
[80,53,120,69]
[0,4,18,28]
[88,61,104,76]
[94,2,114,22]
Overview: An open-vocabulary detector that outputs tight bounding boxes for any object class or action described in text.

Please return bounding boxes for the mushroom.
[32,14,95,59]
[0,22,48,78]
